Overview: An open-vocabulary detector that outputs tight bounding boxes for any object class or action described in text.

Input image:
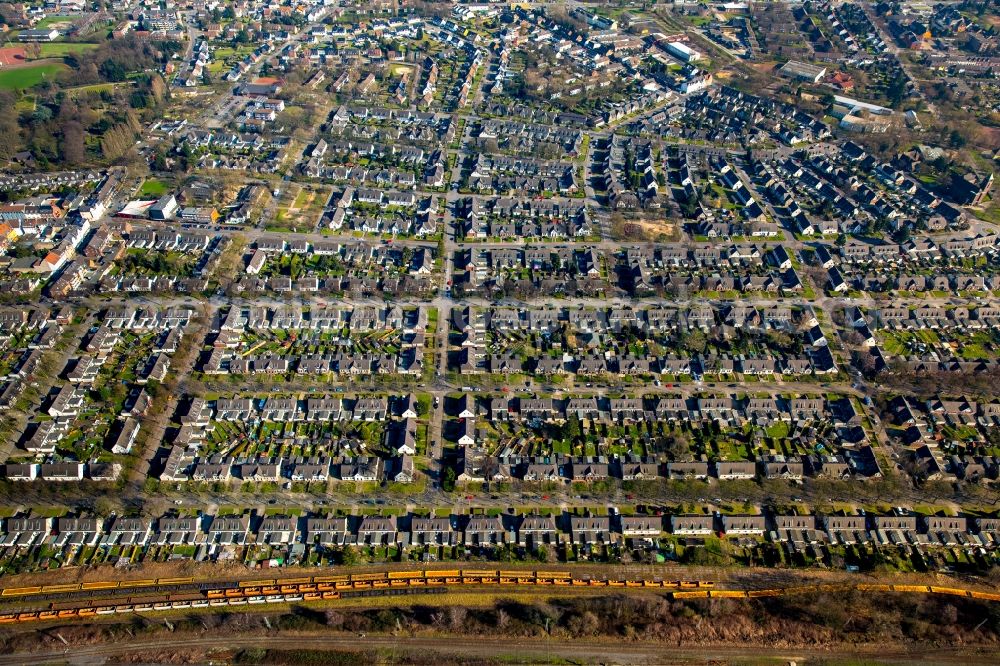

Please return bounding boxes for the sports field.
[0,62,67,90]
[37,42,98,57]
[35,15,75,28]
[0,46,27,66]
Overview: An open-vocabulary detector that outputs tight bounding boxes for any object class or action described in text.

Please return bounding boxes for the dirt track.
[0,53,62,69]
[0,632,996,665]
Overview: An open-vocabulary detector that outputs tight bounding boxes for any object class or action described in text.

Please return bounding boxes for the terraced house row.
[462,302,817,333]
[456,451,882,483]
[1,510,997,552]
[471,394,861,426]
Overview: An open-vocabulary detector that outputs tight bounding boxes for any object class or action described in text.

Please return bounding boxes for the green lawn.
[0,62,67,90]
[64,82,124,97]
[880,334,905,356]
[35,15,75,28]
[139,178,169,197]
[960,341,990,360]
[943,424,980,441]
[880,329,940,355]
[389,63,414,77]
[37,42,98,57]
[14,95,35,112]
[213,45,257,60]
[766,421,791,439]
[292,188,311,208]
[957,331,998,361]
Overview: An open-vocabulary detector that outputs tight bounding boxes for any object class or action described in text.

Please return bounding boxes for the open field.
[267,183,331,232]
[0,62,67,90]
[34,15,75,29]
[36,42,98,58]
[611,215,677,242]
[62,81,127,97]
[139,178,170,197]
[213,46,257,60]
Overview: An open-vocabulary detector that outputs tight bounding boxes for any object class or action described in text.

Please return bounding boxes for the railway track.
[0,576,203,599]
[1,570,998,626]
[0,570,713,602]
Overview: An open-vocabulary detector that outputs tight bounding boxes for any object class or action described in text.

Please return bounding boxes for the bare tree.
[447,606,468,630]
[61,121,86,165]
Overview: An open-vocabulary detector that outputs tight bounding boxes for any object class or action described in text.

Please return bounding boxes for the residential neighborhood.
[0,0,999,655]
